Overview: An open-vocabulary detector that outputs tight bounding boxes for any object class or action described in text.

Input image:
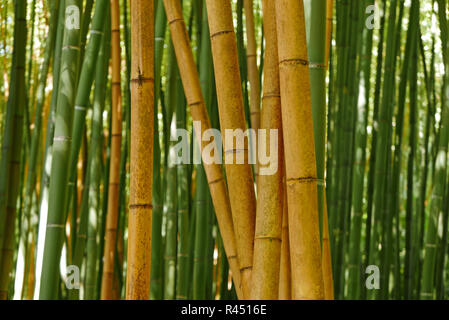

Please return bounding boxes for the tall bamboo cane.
[101,0,123,300]
[0,0,27,299]
[126,0,154,300]
[38,0,82,300]
[278,189,291,300]
[204,0,256,299]
[243,0,261,179]
[421,0,448,299]
[163,0,243,299]
[250,0,283,300]
[85,18,110,299]
[275,0,324,300]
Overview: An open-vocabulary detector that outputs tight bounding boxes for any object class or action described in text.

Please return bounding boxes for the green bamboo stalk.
[193,154,208,300]
[163,42,178,300]
[347,0,374,300]
[39,0,83,300]
[68,1,109,299]
[175,69,189,301]
[361,0,386,300]
[415,34,435,299]
[150,0,167,300]
[308,0,327,237]
[420,0,449,299]
[395,0,419,299]
[0,0,28,300]
[34,0,66,299]
[17,0,60,300]
[368,0,398,300]
[85,20,110,298]
[0,0,25,272]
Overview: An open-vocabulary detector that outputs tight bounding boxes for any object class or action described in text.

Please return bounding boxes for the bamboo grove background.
[0,0,448,300]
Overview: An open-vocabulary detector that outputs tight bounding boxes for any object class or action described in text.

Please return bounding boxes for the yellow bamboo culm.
[243,0,261,181]
[278,189,291,300]
[205,0,257,300]
[162,0,243,299]
[101,0,123,300]
[275,0,325,299]
[126,0,154,300]
[251,0,283,300]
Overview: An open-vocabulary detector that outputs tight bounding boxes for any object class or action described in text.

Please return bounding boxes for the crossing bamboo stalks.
[275,0,324,300]
[101,0,123,300]
[126,0,154,300]
[204,0,256,300]
[163,0,243,299]
[251,0,283,300]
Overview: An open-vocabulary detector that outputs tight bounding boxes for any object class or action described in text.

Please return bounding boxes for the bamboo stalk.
[163,0,243,299]
[149,0,166,300]
[101,0,123,300]
[0,0,27,299]
[38,0,82,300]
[126,0,154,300]
[275,0,324,300]
[204,0,256,299]
[278,190,291,300]
[421,0,448,299]
[243,0,260,179]
[250,0,283,300]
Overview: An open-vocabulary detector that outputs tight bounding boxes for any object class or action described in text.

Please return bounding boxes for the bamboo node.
[131,70,154,86]
[46,224,65,229]
[262,94,281,100]
[210,30,234,39]
[129,203,153,209]
[286,177,318,185]
[279,58,309,66]
[62,45,81,51]
[53,136,72,142]
[75,105,87,111]
[91,29,104,35]
[208,177,224,186]
[309,62,327,70]
[254,235,282,242]
[168,18,184,26]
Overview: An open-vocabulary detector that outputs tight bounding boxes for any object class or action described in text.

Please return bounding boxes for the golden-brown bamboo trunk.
[243,0,261,180]
[275,0,325,300]
[101,0,123,300]
[126,0,154,300]
[278,190,291,300]
[162,0,243,299]
[205,0,257,300]
[250,0,283,300]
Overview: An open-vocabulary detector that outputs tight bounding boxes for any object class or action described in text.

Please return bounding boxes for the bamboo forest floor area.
[0,0,448,301]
